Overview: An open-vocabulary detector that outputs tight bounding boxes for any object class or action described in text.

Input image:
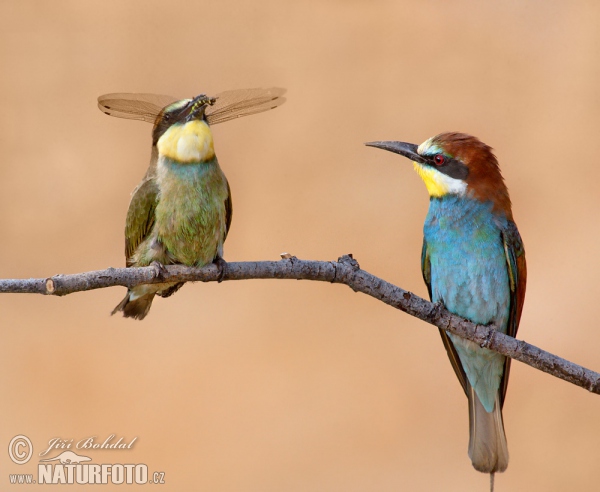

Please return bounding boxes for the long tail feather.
[468,384,509,474]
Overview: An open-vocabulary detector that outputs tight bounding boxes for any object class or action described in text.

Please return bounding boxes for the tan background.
[1,1,599,490]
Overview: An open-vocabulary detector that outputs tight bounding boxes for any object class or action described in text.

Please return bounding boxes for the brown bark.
[1,255,598,395]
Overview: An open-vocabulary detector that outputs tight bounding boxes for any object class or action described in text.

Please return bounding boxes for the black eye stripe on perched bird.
[98,88,286,319]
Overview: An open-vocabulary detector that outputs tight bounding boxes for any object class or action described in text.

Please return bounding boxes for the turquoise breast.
[424,195,510,412]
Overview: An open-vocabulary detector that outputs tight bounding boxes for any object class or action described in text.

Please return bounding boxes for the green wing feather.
[499,220,527,407]
[124,178,159,266]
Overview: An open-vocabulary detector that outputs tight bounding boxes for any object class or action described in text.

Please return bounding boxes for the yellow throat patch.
[157,120,215,163]
[413,162,467,197]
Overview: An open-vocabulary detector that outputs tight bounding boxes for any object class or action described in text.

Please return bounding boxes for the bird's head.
[366,132,512,217]
[153,94,217,163]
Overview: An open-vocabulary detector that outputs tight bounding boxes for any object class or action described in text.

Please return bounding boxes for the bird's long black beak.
[365,141,427,164]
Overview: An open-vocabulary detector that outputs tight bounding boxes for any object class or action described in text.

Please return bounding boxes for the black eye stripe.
[425,154,469,180]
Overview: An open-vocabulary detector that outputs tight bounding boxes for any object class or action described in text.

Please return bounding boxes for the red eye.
[433,154,445,166]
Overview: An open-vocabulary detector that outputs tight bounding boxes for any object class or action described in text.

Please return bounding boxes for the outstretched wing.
[499,220,527,407]
[97,88,285,126]
[422,238,469,396]
[97,93,178,123]
[206,88,286,125]
[124,178,159,266]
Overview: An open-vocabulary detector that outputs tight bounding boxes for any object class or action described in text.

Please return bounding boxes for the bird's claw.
[214,256,227,283]
[480,323,500,349]
[150,261,168,280]
[430,300,446,318]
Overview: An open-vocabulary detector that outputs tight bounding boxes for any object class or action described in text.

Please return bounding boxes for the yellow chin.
[413,162,466,197]
[157,120,215,163]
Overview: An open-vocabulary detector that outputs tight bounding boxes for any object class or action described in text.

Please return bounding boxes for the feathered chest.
[424,196,506,254]
[423,195,510,325]
[152,157,229,265]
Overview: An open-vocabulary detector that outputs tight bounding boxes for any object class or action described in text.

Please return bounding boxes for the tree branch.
[2,255,598,395]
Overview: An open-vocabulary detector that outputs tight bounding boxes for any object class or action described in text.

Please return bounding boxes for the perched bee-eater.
[366,133,526,480]
[100,89,285,319]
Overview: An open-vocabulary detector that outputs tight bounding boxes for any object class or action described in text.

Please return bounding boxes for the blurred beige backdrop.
[1,1,599,490]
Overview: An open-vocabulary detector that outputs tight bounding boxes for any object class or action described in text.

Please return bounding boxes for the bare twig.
[1,255,598,394]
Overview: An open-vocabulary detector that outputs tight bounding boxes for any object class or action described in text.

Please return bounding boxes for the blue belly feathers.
[424,196,510,412]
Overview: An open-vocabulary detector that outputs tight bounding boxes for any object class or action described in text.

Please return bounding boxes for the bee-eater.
[366,133,526,479]
[110,95,231,320]
[101,89,285,320]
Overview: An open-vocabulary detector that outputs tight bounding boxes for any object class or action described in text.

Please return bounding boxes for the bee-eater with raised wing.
[111,95,232,320]
[103,89,285,320]
[366,133,526,482]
